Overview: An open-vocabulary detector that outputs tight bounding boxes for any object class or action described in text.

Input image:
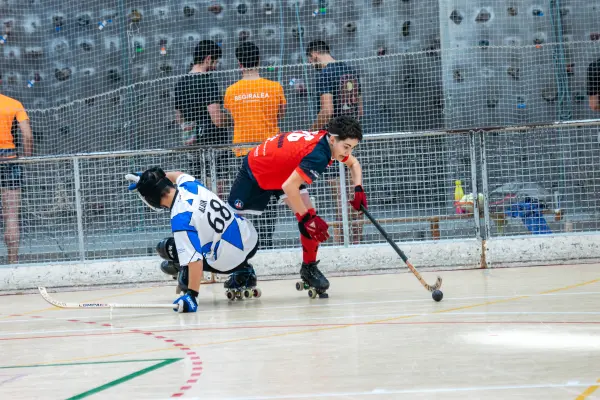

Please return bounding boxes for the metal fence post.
[469,132,481,240]
[72,157,86,262]
[338,162,350,247]
[210,149,217,192]
[479,131,492,240]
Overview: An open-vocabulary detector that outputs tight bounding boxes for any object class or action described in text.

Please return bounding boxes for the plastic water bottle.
[98,19,112,30]
[454,180,465,214]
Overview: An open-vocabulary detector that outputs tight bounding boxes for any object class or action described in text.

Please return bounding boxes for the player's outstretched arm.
[344,155,363,187]
[187,259,203,294]
[173,259,203,313]
[344,155,368,212]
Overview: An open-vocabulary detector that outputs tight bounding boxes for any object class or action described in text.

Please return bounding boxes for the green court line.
[0,358,182,369]
[0,358,184,399]
[66,358,181,400]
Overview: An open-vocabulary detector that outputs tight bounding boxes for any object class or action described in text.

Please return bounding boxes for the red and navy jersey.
[248,130,348,190]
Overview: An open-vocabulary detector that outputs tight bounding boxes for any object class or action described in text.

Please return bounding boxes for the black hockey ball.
[432,289,443,302]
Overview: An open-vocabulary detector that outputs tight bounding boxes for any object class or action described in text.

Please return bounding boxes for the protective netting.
[5,124,599,264]
[0,0,598,155]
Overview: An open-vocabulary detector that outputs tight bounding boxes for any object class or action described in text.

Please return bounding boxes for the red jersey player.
[227,116,367,298]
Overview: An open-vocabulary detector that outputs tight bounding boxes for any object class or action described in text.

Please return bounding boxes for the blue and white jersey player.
[126,167,261,313]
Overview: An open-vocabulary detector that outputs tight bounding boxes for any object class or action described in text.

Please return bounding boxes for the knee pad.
[156,237,179,263]
[160,260,180,277]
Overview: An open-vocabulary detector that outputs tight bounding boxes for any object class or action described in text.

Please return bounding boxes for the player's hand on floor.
[296,211,330,242]
[125,172,142,191]
[349,185,367,212]
[173,289,198,313]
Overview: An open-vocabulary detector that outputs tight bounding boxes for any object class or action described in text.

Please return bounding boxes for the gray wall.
[0,0,446,154]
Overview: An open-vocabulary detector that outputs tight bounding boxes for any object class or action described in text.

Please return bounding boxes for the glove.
[173,289,198,313]
[349,185,367,212]
[125,172,142,191]
[296,211,330,242]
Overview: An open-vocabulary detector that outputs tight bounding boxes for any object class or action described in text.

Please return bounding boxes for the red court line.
[2,320,599,341]
[56,317,202,398]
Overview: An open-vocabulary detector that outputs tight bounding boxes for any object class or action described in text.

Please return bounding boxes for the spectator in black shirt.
[307,40,363,131]
[588,58,600,111]
[174,40,231,193]
[175,40,230,146]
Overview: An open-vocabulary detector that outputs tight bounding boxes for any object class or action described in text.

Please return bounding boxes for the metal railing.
[1,120,599,266]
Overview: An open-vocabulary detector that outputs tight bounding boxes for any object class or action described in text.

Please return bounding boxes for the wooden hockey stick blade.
[404,262,443,292]
[38,287,182,311]
[360,206,443,292]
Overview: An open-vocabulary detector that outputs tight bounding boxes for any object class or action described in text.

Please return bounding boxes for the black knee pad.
[160,260,180,277]
[156,237,179,263]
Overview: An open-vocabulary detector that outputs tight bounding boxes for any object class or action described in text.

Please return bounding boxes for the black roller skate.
[223,265,261,301]
[296,260,329,299]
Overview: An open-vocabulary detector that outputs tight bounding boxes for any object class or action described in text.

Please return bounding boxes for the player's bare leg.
[1,188,21,264]
[285,192,330,298]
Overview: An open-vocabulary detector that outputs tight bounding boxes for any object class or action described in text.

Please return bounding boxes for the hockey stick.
[360,206,443,292]
[38,287,182,312]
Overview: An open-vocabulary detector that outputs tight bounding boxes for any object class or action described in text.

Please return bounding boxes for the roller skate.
[296,260,329,299]
[223,265,261,301]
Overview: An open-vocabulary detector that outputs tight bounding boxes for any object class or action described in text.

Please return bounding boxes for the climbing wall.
[439,0,600,129]
[0,0,444,154]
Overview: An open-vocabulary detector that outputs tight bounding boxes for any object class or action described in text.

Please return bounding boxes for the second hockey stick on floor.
[38,287,182,311]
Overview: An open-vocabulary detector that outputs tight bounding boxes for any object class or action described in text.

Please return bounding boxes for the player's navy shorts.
[0,162,22,189]
[228,155,307,214]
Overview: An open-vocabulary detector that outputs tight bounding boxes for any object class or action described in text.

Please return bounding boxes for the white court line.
[175,382,596,400]
[1,290,599,325]
[1,311,600,338]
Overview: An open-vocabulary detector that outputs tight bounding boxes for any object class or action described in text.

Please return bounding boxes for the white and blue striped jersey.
[170,174,258,272]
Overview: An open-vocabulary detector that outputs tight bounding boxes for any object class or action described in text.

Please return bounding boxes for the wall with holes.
[439,1,600,129]
[0,0,443,154]
[0,1,598,150]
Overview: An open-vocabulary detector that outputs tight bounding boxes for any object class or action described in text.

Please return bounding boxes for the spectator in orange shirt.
[224,42,286,157]
[224,42,286,249]
[0,94,33,264]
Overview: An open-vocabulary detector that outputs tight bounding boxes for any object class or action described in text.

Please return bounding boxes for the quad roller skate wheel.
[307,288,318,299]
[243,289,252,299]
[252,288,262,298]
[295,281,303,291]
[226,290,235,301]
[235,290,243,300]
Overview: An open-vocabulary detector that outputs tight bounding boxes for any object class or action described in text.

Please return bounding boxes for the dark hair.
[306,40,330,57]
[326,116,363,141]
[235,41,260,68]
[137,167,175,209]
[193,40,222,65]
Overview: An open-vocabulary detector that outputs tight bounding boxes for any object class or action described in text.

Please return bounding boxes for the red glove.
[349,185,367,212]
[296,211,330,242]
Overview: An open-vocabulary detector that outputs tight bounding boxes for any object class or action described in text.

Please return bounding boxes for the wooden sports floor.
[0,263,599,399]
